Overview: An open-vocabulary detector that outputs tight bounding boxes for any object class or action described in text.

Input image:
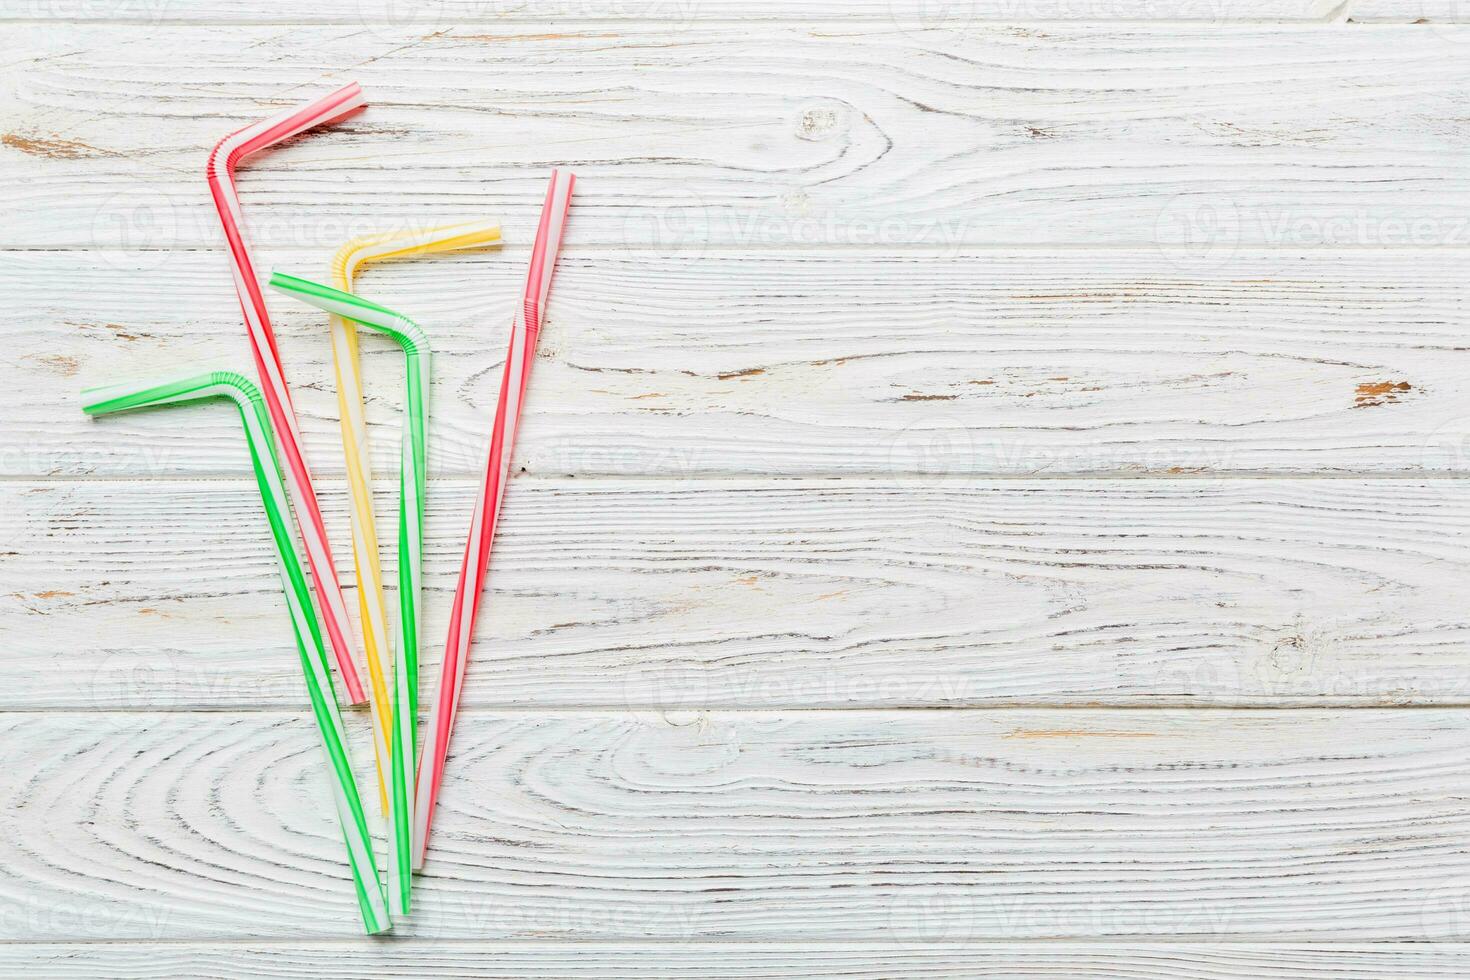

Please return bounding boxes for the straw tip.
[325,81,369,116]
[79,386,119,417]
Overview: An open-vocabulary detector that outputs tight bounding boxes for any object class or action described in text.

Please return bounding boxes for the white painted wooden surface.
[7,708,1470,940]
[11,248,1470,477]
[14,944,1470,978]
[9,25,1470,252]
[0,1,1404,23]
[6,1,1470,975]
[8,478,1470,709]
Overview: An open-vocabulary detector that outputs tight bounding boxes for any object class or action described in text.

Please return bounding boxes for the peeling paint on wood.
[1354,380,1414,408]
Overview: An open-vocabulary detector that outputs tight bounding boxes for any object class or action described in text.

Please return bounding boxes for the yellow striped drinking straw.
[327,220,502,812]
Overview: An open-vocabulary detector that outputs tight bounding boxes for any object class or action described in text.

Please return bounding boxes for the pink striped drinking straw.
[207,83,369,704]
[413,170,575,867]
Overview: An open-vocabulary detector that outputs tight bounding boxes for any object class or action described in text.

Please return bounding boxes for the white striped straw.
[412,171,575,869]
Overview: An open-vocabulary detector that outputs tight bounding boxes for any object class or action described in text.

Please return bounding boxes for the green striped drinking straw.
[269,272,429,918]
[81,369,391,935]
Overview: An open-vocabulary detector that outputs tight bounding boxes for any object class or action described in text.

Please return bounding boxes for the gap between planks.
[12,473,1470,481]
[9,704,1470,713]
[0,937,1465,946]
[14,243,1470,253]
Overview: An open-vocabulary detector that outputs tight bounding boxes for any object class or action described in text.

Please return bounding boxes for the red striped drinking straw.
[413,170,575,867]
[206,83,369,704]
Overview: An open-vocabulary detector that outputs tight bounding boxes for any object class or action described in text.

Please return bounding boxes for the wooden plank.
[0,1,1368,24]
[8,942,1470,978]
[0,0,1438,22]
[5,25,1470,249]
[10,247,1470,478]
[5,708,1470,939]
[1352,3,1470,20]
[7,477,1470,709]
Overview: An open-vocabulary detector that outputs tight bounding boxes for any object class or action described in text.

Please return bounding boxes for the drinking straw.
[414,170,576,868]
[269,272,432,917]
[207,83,369,705]
[81,370,390,935]
[321,222,502,820]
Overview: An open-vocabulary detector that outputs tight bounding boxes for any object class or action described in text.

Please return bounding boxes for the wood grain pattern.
[7,4,1470,970]
[11,942,1470,978]
[5,25,1470,249]
[0,0,1387,24]
[9,247,1470,478]
[7,477,1470,709]
[1353,2,1470,20]
[5,708,1470,940]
